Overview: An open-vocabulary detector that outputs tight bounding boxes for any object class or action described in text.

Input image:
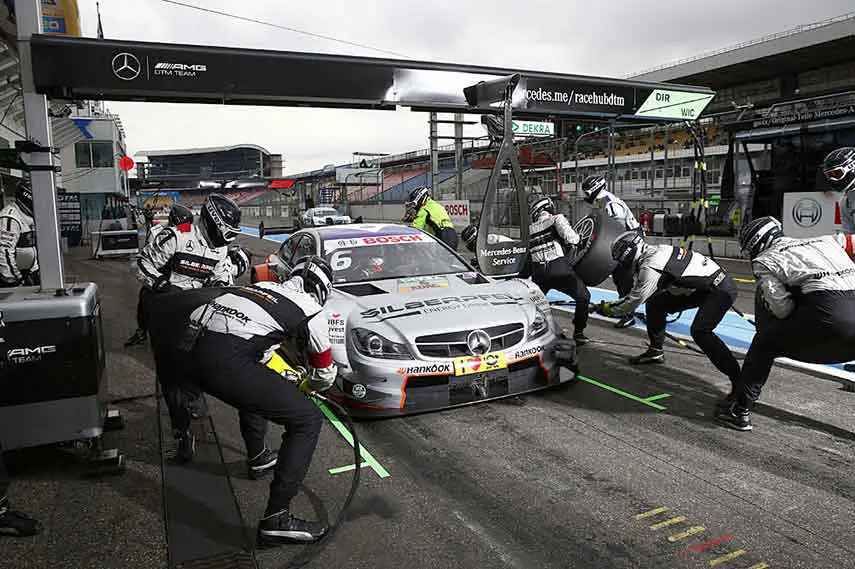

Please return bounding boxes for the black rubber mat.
[158,393,258,569]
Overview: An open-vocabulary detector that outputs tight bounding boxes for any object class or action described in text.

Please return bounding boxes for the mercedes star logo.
[466,329,491,356]
[112,52,141,81]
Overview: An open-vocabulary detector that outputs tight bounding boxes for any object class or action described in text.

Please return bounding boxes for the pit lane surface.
[0,237,851,569]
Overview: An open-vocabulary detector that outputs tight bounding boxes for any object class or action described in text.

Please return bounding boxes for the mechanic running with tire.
[405,187,459,250]
[0,178,39,288]
[717,217,855,431]
[147,256,336,545]
[597,231,741,384]
[581,174,642,329]
[528,195,591,345]
[125,203,194,346]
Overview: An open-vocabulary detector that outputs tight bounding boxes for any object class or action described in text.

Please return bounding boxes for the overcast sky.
[76,0,854,175]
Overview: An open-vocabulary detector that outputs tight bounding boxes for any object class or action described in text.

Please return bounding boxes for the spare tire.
[572,211,626,286]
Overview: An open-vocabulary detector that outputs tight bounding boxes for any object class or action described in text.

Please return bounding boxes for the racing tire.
[572,212,626,287]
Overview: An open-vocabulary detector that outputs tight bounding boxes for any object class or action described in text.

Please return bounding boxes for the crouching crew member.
[405,187,459,250]
[528,195,591,345]
[0,178,38,287]
[597,231,741,385]
[147,256,336,545]
[719,217,855,431]
[581,174,641,328]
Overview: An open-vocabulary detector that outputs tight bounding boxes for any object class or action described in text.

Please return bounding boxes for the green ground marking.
[643,394,672,403]
[577,375,669,411]
[328,462,370,475]
[314,400,391,478]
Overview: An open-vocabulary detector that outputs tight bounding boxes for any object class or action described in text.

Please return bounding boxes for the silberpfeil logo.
[792,197,822,228]
[112,53,141,81]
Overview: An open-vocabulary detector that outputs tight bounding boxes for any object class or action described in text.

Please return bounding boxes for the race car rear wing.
[258,221,294,239]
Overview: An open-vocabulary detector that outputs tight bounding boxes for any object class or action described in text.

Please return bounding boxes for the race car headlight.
[351,328,413,359]
[528,310,548,340]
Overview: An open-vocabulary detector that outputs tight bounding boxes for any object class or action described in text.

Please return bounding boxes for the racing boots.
[257,509,327,546]
[0,497,42,537]
[614,315,636,329]
[629,347,664,365]
[573,332,591,346]
[248,447,278,480]
[124,328,148,347]
[715,402,753,431]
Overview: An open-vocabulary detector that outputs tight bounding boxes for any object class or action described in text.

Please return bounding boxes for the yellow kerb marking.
[667,526,705,542]
[634,506,669,520]
[709,549,746,566]
[650,516,687,530]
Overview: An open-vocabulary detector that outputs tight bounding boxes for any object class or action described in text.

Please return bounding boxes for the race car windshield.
[314,208,339,216]
[323,237,470,283]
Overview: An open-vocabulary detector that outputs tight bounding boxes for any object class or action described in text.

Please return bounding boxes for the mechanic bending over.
[597,231,741,383]
[719,217,855,431]
[0,178,39,288]
[405,187,459,250]
[146,256,336,545]
[581,174,641,329]
[527,194,591,345]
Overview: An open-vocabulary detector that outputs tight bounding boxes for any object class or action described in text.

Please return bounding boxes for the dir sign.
[439,200,471,227]
[782,191,842,238]
[512,120,554,137]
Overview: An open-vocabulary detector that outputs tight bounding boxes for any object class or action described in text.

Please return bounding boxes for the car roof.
[303,223,428,241]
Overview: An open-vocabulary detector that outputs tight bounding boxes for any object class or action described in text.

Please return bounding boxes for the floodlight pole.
[17,0,65,291]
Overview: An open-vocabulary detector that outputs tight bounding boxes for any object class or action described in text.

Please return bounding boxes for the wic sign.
[440,200,471,227]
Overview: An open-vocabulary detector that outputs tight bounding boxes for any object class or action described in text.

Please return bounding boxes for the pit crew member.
[581,174,641,329]
[146,256,336,545]
[823,147,855,233]
[719,217,855,431]
[597,231,741,386]
[0,178,38,287]
[405,187,459,250]
[125,203,195,346]
[528,194,590,345]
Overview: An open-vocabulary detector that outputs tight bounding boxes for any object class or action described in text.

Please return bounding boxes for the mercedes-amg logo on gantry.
[111,53,141,81]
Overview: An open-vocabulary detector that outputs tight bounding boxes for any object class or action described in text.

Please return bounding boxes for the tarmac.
[0,235,852,569]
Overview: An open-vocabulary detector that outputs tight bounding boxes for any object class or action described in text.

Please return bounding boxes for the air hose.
[264,351,361,556]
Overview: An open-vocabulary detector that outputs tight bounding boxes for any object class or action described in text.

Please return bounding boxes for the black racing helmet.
[15,177,33,216]
[581,175,607,203]
[200,193,241,247]
[461,223,478,252]
[822,147,855,194]
[529,194,555,222]
[168,203,194,227]
[227,245,250,279]
[739,216,783,259]
[289,255,334,305]
[611,230,645,266]
[406,187,430,209]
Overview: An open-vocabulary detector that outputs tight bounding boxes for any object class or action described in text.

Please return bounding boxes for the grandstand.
[136,144,284,189]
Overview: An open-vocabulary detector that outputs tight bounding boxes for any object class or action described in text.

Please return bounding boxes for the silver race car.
[251,223,576,416]
[297,206,352,228]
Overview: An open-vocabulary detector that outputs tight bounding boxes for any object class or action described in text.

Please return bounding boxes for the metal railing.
[626,11,855,78]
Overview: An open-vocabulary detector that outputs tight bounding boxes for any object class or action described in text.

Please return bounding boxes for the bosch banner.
[31,36,714,121]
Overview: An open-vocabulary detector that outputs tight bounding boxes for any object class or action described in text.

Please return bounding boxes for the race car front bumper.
[330,343,576,418]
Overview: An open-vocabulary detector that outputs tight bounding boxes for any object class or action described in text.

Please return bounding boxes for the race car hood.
[329,272,549,339]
